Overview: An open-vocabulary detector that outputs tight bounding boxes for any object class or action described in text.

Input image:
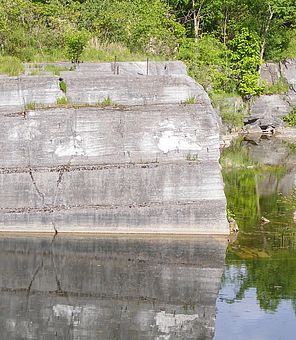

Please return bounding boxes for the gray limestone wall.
[245,59,296,129]
[0,235,227,339]
[0,61,228,234]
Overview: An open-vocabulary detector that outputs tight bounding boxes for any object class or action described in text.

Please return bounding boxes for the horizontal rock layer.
[0,61,228,234]
[0,104,219,167]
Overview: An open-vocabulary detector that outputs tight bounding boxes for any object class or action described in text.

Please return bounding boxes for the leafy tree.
[81,0,184,55]
[230,28,263,96]
[178,35,235,92]
[64,29,89,62]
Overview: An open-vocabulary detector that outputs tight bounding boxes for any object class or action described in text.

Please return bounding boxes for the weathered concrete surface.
[0,61,228,234]
[63,74,207,106]
[0,105,219,167]
[0,235,227,339]
[0,76,63,113]
[73,60,187,76]
[0,61,195,109]
[24,60,187,76]
[0,74,203,109]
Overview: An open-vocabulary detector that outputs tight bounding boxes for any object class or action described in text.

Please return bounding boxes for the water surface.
[214,137,296,340]
[0,234,227,339]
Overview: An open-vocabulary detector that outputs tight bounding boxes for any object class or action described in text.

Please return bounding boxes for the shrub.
[211,93,246,128]
[64,30,89,63]
[178,36,236,93]
[230,28,263,96]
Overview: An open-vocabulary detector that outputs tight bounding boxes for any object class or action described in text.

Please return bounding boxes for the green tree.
[230,28,263,96]
[64,29,89,63]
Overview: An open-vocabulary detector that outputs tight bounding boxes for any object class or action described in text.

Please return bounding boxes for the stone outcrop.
[244,59,296,131]
[0,61,228,234]
[0,234,227,339]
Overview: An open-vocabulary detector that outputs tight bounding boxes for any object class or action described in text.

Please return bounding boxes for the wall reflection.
[0,235,227,340]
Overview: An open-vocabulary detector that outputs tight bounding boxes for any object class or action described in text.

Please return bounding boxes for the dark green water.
[214,137,296,340]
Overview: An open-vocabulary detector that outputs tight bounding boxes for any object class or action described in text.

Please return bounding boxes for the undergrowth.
[0,56,24,76]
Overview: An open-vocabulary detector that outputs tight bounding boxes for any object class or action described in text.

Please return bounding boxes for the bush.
[178,36,236,93]
[64,30,89,63]
[230,28,263,96]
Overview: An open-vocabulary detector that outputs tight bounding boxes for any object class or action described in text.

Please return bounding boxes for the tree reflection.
[221,138,296,313]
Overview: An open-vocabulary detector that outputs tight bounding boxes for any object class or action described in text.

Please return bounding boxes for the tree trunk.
[223,9,228,45]
[258,5,274,75]
[192,0,205,40]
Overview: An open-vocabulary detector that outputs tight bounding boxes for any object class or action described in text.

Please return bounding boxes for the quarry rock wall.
[0,61,228,234]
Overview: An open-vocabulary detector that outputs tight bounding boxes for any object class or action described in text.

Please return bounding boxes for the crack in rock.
[29,170,45,205]
[27,259,44,294]
[50,232,63,293]
[26,258,44,311]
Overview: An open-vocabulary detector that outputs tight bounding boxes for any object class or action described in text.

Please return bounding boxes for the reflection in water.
[215,137,296,340]
[0,235,227,339]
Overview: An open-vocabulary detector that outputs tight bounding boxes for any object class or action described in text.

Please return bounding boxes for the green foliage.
[59,79,67,94]
[64,30,89,63]
[281,30,296,59]
[230,28,263,96]
[28,69,41,76]
[169,0,296,61]
[81,40,166,62]
[178,35,235,93]
[227,208,236,220]
[283,108,296,126]
[0,56,24,76]
[81,0,185,56]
